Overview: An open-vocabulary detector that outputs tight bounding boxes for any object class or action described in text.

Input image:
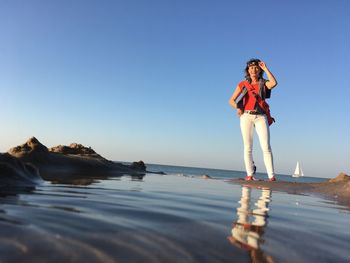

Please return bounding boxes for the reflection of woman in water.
[228,186,275,263]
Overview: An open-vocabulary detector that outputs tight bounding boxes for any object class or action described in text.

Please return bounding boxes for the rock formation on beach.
[0,152,43,188]
[9,137,104,161]
[5,137,146,183]
[129,160,147,171]
[49,143,99,156]
[9,137,49,159]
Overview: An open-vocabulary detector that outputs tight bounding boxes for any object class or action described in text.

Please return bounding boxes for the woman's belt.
[244,110,264,115]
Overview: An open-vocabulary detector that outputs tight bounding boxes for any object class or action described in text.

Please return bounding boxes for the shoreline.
[228,172,350,207]
[2,137,349,209]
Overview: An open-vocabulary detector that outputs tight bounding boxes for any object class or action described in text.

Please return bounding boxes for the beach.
[229,172,350,208]
[0,166,350,262]
[1,139,350,262]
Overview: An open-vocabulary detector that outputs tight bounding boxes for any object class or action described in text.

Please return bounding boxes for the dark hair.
[245,58,263,82]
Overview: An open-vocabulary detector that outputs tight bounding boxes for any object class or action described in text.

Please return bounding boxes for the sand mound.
[129,161,146,171]
[0,153,43,187]
[6,137,146,183]
[328,172,350,183]
[8,137,49,157]
[49,143,104,159]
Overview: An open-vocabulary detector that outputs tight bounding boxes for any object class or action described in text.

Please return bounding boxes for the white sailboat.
[292,161,304,177]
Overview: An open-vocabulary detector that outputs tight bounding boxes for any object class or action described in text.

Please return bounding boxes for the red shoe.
[245,175,257,181]
[268,177,276,181]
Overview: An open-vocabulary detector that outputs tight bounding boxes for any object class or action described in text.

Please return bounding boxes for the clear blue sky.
[0,0,349,178]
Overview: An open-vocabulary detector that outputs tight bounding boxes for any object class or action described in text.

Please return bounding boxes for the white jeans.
[240,113,275,178]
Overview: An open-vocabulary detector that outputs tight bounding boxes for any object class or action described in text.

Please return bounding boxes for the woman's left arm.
[259,61,277,89]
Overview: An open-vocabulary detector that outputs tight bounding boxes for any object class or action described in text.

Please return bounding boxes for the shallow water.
[0,168,349,262]
[146,163,327,183]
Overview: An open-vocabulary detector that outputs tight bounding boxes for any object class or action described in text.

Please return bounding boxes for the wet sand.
[228,172,350,207]
[1,173,349,263]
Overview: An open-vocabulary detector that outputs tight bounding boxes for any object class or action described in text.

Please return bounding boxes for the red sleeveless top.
[238,81,259,111]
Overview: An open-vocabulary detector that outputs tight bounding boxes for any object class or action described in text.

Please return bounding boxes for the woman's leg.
[240,114,255,176]
[254,115,275,179]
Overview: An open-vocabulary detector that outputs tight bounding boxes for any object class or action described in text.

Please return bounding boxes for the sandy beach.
[228,172,350,208]
[0,170,349,262]
[1,138,350,262]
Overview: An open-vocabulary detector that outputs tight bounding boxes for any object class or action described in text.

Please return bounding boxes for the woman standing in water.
[229,59,278,181]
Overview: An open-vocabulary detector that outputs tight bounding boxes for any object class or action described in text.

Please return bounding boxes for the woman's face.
[248,65,261,78]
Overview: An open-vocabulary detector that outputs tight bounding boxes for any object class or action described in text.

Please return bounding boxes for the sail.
[299,164,304,177]
[293,162,299,175]
[292,161,304,177]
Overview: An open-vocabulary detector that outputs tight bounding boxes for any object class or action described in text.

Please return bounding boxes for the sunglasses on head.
[247,61,260,67]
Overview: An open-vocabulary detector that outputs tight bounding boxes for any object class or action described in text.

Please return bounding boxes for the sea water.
[0,164,349,262]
